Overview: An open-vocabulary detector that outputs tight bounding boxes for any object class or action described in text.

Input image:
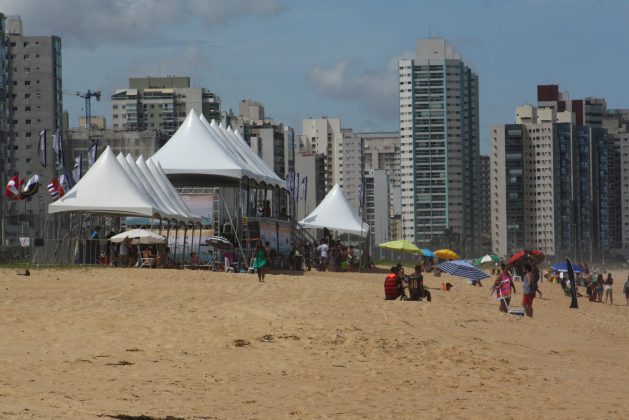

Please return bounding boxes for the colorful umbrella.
[378,240,422,254]
[508,249,545,266]
[435,249,460,260]
[421,248,436,258]
[473,254,500,266]
[437,259,490,282]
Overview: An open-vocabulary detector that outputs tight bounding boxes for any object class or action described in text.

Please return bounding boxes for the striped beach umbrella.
[436,259,490,282]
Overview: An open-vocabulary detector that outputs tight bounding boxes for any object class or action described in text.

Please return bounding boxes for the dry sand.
[1,266,628,419]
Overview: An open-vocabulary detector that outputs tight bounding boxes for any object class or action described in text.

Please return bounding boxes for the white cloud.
[308,51,414,121]
[2,0,286,48]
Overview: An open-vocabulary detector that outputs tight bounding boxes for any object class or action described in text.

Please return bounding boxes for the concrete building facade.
[3,15,62,244]
[491,99,610,261]
[399,38,480,255]
[111,76,221,137]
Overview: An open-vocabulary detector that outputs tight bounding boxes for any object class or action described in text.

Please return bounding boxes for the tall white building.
[399,39,480,254]
[302,117,343,193]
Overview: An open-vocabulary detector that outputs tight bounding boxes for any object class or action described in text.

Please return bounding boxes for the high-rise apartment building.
[603,109,629,250]
[491,89,610,260]
[399,39,480,254]
[360,132,401,218]
[479,155,491,253]
[3,15,62,244]
[302,117,343,194]
[111,76,220,137]
[364,169,389,246]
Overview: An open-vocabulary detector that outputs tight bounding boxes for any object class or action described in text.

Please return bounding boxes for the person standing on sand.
[624,275,629,306]
[491,264,516,313]
[595,274,604,302]
[253,241,268,282]
[604,273,614,305]
[522,263,536,317]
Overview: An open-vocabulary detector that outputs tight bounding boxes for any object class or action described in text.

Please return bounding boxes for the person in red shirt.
[384,266,404,300]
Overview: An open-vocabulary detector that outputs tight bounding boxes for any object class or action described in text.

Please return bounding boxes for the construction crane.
[63,89,101,130]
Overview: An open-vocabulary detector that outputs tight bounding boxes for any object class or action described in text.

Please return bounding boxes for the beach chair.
[495,277,524,316]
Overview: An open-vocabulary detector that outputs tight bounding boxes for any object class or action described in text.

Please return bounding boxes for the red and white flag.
[5,175,22,201]
[47,177,65,201]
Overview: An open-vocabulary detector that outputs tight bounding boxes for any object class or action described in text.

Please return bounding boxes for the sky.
[3,0,629,153]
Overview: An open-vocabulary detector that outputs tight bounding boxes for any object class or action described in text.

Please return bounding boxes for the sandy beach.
[1,266,628,419]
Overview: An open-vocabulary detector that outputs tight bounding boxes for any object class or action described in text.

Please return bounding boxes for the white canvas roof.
[151,109,258,182]
[298,183,369,235]
[116,153,181,221]
[49,146,164,219]
[220,122,285,188]
[144,157,200,222]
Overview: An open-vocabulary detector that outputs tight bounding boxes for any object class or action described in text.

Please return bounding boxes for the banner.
[72,155,82,183]
[301,176,308,202]
[52,128,64,170]
[38,129,46,167]
[88,138,99,167]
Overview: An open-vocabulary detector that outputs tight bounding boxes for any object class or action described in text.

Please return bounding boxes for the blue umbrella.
[552,262,584,273]
[421,248,436,258]
[437,259,490,282]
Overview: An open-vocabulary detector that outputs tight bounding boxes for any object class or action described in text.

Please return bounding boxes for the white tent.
[151,109,260,182]
[298,183,369,235]
[144,157,199,222]
[116,153,181,221]
[49,146,168,219]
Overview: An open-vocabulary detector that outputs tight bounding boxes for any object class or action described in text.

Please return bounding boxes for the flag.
[301,176,308,202]
[20,174,40,199]
[47,178,64,201]
[72,155,82,183]
[52,128,64,169]
[295,173,300,202]
[359,176,366,208]
[5,175,21,200]
[286,169,294,198]
[38,129,47,167]
[60,171,74,193]
[88,138,99,167]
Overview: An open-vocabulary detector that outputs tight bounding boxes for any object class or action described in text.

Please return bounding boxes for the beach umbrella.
[436,259,490,282]
[206,236,233,250]
[474,254,500,266]
[435,249,460,260]
[378,239,422,254]
[551,262,584,274]
[421,248,436,258]
[508,249,545,266]
[110,228,165,245]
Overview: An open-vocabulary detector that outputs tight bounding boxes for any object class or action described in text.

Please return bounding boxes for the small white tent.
[298,183,368,235]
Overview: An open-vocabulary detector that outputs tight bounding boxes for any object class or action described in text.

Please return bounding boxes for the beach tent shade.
[551,262,584,273]
[110,228,165,245]
[298,183,368,235]
[48,146,165,219]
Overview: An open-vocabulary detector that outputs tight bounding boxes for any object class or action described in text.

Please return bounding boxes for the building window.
[23,42,30,47]
[24,93,30,99]
[24,54,30,60]
[24,81,31,86]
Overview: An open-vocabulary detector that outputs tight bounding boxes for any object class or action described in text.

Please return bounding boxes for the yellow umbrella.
[378,240,422,254]
[435,249,460,260]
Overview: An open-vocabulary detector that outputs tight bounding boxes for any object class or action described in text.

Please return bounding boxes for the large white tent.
[151,109,285,189]
[48,146,195,224]
[298,183,369,235]
[49,146,172,219]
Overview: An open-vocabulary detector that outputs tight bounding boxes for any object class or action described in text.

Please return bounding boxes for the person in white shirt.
[316,239,329,271]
